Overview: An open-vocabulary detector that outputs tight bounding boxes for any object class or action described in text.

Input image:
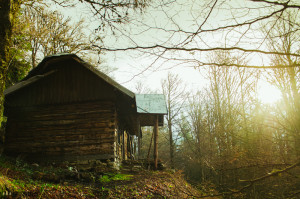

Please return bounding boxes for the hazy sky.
[58,0,284,103]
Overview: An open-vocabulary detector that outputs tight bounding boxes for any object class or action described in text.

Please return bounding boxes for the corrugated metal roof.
[136,94,167,114]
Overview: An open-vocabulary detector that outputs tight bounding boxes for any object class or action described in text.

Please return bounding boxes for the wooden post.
[138,133,141,159]
[138,136,142,159]
[153,115,159,170]
[137,118,141,159]
[122,131,125,160]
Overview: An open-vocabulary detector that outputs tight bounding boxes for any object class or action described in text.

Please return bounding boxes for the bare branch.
[93,44,300,57]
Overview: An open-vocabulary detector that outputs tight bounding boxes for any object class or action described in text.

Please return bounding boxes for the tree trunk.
[0,0,13,127]
[287,67,300,158]
[138,133,141,159]
[153,115,159,170]
[168,118,174,169]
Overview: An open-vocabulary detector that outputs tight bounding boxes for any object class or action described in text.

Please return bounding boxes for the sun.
[257,81,282,104]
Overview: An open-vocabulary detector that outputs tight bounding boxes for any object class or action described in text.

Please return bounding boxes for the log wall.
[4,101,117,163]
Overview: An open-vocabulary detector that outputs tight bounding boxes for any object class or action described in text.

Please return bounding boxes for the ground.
[0,156,217,198]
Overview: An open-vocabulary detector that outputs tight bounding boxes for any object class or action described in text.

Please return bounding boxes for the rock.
[79,172,95,182]
[59,161,70,169]
[131,165,142,172]
[32,171,44,180]
[31,163,39,168]
[96,161,107,167]
[94,166,105,173]
[107,161,120,170]
[43,172,60,183]
[64,170,79,181]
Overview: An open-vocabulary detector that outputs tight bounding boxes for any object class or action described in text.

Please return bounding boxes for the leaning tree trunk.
[0,0,21,127]
[0,0,13,127]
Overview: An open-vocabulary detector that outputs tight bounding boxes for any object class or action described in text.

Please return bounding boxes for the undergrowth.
[0,155,214,198]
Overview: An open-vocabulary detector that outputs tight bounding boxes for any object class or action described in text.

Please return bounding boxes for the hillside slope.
[0,156,217,198]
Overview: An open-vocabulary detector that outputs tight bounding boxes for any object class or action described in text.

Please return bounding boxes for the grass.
[99,173,133,183]
[0,176,19,197]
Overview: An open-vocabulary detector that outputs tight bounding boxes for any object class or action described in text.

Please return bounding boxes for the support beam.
[137,118,141,159]
[138,132,141,159]
[153,115,159,169]
[122,131,125,160]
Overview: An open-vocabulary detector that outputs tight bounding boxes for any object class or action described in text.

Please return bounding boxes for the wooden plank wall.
[5,62,116,107]
[4,101,116,163]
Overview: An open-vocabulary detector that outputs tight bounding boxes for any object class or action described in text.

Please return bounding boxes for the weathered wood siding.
[5,59,116,107]
[4,101,117,162]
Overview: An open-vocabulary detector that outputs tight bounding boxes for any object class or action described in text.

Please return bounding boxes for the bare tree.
[94,0,300,69]
[264,10,300,158]
[161,72,188,168]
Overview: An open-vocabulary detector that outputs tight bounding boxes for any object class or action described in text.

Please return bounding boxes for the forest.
[1,0,300,198]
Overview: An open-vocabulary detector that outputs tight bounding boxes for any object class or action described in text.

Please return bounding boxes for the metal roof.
[136,94,167,115]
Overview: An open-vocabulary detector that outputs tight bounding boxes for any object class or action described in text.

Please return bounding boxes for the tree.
[23,5,92,67]
[263,10,300,158]
[161,72,188,168]
[134,80,152,94]
[0,0,22,126]
[95,0,300,69]
[52,0,149,30]
[5,2,108,87]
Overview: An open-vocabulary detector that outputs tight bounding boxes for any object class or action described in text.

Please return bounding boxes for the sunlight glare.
[257,82,282,104]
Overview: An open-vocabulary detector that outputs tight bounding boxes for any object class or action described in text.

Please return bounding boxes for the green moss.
[99,173,133,183]
[99,175,111,183]
[111,173,133,181]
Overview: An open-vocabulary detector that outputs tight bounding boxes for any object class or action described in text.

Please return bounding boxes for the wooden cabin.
[3,54,138,165]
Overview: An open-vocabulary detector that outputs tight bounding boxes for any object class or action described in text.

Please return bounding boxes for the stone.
[79,172,95,182]
[31,163,39,168]
[44,172,60,183]
[131,165,142,172]
[32,171,44,180]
